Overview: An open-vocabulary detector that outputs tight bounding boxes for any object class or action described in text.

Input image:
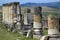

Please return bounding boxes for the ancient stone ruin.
[41,14,60,40]
[2,2,22,32]
[2,2,60,40]
[33,7,43,40]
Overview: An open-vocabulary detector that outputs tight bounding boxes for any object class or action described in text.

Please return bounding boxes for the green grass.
[0,23,60,40]
[43,29,48,35]
[42,12,60,18]
[0,12,2,17]
[0,24,37,40]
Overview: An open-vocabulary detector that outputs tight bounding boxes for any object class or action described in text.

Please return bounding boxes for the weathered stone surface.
[48,15,59,29]
[41,14,59,40]
[33,14,41,23]
[26,29,33,38]
[3,2,21,32]
[33,7,43,40]
[41,35,60,40]
[48,14,59,35]
[24,8,32,25]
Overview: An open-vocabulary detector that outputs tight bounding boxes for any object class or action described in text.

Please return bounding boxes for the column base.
[41,35,60,40]
[48,29,59,35]
[33,35,42,40]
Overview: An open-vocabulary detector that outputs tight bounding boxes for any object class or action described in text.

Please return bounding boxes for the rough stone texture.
[47,35,60,40]
[24,8,31,25]
[24,13,28,25]
[41,15,59,40]
[48,14,59,29]
[3,2,19,24]
[26,29,33,38]
[41,35,60,40]
[3,2,22,32]
[33,7,43,40]
[33,14,41,23]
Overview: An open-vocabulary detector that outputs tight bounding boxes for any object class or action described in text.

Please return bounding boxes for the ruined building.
[3,2,22,32]
[41,14,60,40]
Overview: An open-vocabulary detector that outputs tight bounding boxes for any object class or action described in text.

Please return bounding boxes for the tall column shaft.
[33,14,43,39]
[24,13,28,25]
[16,4,21,31]
[17,5,20,21]
[24,8,30,25]
[48,15,59,35]
[41,15,60,40]
[33,7,43,39]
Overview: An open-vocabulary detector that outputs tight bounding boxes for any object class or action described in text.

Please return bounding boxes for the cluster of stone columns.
[26,7,43,40]
[3,2,60,40]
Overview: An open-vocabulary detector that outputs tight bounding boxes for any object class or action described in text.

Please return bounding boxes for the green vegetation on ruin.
[0,24,37,40]
[0,23,60,40]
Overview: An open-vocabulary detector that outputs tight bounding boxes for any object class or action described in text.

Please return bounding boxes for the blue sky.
[0,0,60,5]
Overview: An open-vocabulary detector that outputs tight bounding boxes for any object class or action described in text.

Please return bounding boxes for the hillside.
[0,6,2,12]
[42,6,60,18]
[0,6,2,10]
[0,2,60,18]
[21,6,60,18]
[21,2,60,7]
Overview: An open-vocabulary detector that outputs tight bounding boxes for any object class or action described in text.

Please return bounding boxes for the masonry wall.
[3,5,13,24]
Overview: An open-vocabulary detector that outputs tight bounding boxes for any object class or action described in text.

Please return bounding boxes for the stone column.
[33,7,43,39]
[48,14,59,35]
[40,14,59,40]
[16,4,21,32]
[10,2,20,32]
[24,8,30,25]
[17,4,20,21]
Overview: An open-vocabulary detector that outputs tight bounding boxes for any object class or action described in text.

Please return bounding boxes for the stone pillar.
[16,4,21,32]
[3,3,13,31]
[48,14,59,35]
[17,4,20,21]
[33,7,43,39]
[24,8,30,25]
[41,14,60,40]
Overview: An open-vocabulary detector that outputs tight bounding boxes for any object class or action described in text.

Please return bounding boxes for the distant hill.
[0,6,2,12]
[0,6,2,9]
[21,2,60,7]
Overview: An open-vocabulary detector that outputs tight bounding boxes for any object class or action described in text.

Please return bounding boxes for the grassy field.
[0,24,37,40]
[0,23,60,40]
